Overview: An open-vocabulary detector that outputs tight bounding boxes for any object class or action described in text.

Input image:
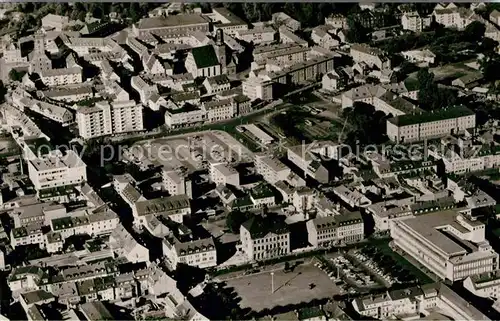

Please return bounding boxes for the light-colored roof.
[136,14,208,30]
[30,150,85,171]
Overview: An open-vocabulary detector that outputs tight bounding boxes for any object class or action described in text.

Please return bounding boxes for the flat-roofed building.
[387,106,476,143]
[41,14,69,31]
[391,209,498,281]
[269,53,335,85]
[28,150,87,192]
[209,161,240,187]
[76,100,143,139]
[164,106,205,129]
[162,169,192,198]
[242,77,273,101]
[211,7,249,36]
[236,27,275,45]
[255,153,291,184]
[464,270,500,299]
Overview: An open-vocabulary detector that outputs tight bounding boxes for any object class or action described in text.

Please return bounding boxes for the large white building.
[76,100,143,139]
[162,169,192,197]
[391,209,499,282]
[209,161,240,187]
[387,106,476,143]
[28,150,87,192]
[240,215,290,261]
[255,153,291,185]
[307,211,364,248]
[242,77,273,101]
[432,3,472,31]
[236,27,275,45]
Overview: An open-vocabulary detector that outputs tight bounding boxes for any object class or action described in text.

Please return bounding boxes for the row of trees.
[416,68,458,110]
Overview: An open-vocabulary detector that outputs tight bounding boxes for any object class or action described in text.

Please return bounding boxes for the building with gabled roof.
[163,233,217,269]
[185,44,222,78]
[133,195,191,226]
[307,212,364,248]
[109,224,149,264]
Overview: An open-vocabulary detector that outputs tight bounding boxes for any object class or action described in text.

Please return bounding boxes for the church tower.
[214,29,227,73]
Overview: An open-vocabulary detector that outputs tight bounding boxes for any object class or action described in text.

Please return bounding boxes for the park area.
[221,259,341,312]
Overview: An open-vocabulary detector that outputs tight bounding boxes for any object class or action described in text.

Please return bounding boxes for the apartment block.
[242,77,273,101]
[255,154,291,185]
[209,161,240,187]
[162,169,192,197]
[391,209,498,281]
[76,100,143,139]
[387,106,476,143]
[40,67,83,87]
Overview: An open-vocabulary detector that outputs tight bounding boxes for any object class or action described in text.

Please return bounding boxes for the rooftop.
[191,44,219,69]
[242,215,289,239]
[388,105,475,127]
[136,14,208,30]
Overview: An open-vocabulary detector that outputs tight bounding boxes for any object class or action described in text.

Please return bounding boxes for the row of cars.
[330,255,378,289]
[352,249,396,286]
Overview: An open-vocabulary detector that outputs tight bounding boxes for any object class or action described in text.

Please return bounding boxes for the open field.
[223,260,340,312]
[407,62,478,83]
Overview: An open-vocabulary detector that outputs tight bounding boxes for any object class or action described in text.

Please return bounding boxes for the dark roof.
[242,215,289,238]
[388,105,475,127]
[191,45,219,69]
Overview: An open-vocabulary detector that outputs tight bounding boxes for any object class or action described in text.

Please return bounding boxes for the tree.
[464,21,486,41]
[346,17,369,43]
[9,69,26,82]
[226,211,253,233]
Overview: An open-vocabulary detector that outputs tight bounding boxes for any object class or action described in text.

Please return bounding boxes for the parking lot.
[125,130,254,172]
[325,254,383,292]
[222,259,341,312]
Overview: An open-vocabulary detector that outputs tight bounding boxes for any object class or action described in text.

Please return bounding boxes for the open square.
[223,261,341,312]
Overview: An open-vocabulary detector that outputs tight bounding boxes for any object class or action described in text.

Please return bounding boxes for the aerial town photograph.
[3,1,500,320]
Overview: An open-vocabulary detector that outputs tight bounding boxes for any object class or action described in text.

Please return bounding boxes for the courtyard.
[222,260,341,312]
